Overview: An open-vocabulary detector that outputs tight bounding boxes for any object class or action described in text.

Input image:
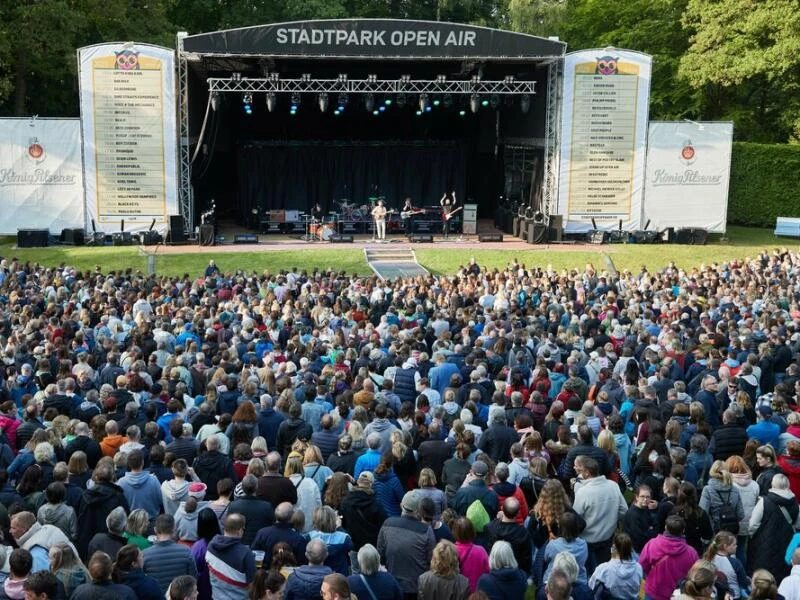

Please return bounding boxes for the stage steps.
[364,247,429,280]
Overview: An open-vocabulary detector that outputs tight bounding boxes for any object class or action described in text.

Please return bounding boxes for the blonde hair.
[430,540,460,577]
[597,430,616,453]
[709,460,732,486]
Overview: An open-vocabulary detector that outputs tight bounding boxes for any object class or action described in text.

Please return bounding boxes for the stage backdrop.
[644,121,733,233]
[557,49,652,233]
[0,118,84,234]
[237,141,466,221]
[78,42,177,233]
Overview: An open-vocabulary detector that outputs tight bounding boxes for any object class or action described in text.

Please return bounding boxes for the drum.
[310,223,323,238]
[321,224,335,240]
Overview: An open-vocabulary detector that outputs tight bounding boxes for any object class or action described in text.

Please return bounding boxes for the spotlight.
[470,94,480,113]
[433,98,441,107]
[436,74,447,84]
[210,93,221,112]
[318,92,328,113]
[269,73,279,82]
[266,92,276,112]
[471,75,482,83]
[334,110,341,116]
[425,106,432,113]
[481,99,490,107]
[401,74,411,84]
[504,75,516,84]
[379,106,386,112]
[415,110,422,116]
[290,92,301,110]
[337,73,348,83]
[490,94,500,109]
[367,74,377,83]
[364,93,375,112]
[337,93,348,111]
[419,94,429,112]
[459,110,466,116]
[520,94,531,114]
[242,93,253,115]
[384,97,392,106]
[301,73,311,82]
[372,110,379,116]
[231,72,242,82]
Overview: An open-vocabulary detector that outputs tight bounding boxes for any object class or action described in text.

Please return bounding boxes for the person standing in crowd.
[205,513,255,600]
[639,515,699,600]
[142,515,198,594]
[283,539,333,600]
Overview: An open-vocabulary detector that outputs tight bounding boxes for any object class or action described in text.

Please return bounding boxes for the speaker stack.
[168,215,186,244]
[17,229,49,247]
[199,225,215,246]
[675,228,708,245]
[60,228,85,246]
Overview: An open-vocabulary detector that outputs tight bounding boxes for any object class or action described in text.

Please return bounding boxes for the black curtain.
[236,141,466,222]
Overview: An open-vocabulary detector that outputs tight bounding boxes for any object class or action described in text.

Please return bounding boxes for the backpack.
[713,489,740,535]
[466,497,491,533]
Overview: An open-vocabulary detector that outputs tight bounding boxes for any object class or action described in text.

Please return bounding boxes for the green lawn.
[0,226,795,277]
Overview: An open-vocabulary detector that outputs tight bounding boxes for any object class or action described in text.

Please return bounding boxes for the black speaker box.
[112,232,133,246]
[479,233,503,242]
[410,234,433,243]
[526,224,548,244]
[329,234,353,243]
[199,225,215,246]
[588,231,608,245]
[234,234,258,244]
[168,215,186,243]
[140,230,162,245]
[61,228,85,246]
[17,229,49,247]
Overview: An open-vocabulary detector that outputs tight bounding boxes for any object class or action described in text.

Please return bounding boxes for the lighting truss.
[207,76,537,96]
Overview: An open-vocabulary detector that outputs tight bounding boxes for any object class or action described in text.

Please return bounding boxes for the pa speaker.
[410,234,433,243]
[479,233,503,242]
[17,229,49,247]
[168,215,186,243]
[329,234,353,243]
[61,228,85,246]
[526,224,548,244]
[112,232,133,246]
[234,233,258,244]
[660,227,676,243]
[675,228,707,245]
[199,225,215,246]
[140,230,162,245]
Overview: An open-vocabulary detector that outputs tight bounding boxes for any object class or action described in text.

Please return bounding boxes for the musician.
[402,197,415,236]
[371,199,387,241]
[440,190,457,239]
[310,202,323,223]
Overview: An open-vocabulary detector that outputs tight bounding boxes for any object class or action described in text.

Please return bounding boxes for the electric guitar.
[401,208,427,219]
[442,206,463,221]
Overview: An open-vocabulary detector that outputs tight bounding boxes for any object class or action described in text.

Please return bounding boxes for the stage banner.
[0,118,84,234]
[557,49,652,232]
[644,121,733,233]
[78,43,177,233]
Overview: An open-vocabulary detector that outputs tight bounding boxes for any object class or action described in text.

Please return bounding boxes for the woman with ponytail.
[749,570,780,600]
[702,532,749,599]
[675,560,722,600]
[699,460,744,535]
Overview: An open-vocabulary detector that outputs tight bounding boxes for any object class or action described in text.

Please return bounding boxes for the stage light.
[210,93,221,112]
[520,94,531,114]
[471,75,481,83]
[433,98,441,107]
[470,94,480,113]
[425,106,432,113]
[490,94,500,109]
[373,110,379,116]
[481,99,490,107]
[415,110,422,116]
[266,92,276,112]
[318,92,328,113]
[334,110,341,116]
[269,73,279,82]
[436,74,447,84]
[504,75,516,84]
[337,73,348,83]
[231,72,242,82]
[459,110,466,116]
[401,74,411,84]
[419,94,429,111]
[367,74,377,83]
[301,73,311,82]
[379,106,386,112]
[242,93,253,115]
[337,93,348,111]
[384,98,392,106]
[364,93,375,112]
[290,92,301,110]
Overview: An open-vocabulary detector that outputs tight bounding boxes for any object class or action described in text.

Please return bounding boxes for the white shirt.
[780,565,800,600]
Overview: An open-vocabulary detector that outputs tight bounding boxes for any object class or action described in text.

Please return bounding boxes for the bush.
[729,143,800,227]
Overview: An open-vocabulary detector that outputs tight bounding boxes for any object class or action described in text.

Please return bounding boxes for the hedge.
[728,142,800,227]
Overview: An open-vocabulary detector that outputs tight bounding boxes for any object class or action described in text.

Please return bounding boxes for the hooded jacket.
[206,534,255,600]
[17,521,78,558]
[75,482,129,558]
[639,534,699,600]
[589,558,643,600]
[118,568,162,600]
[485,519,532,575]
[36,502,76,539]
[748,489,800,581]
[284,564,333,600]
[339,488,387,550]
[192,451,237,501]
[778,454,800,499]
[363,418,399,454]
[174,503,201,542]
[730,472,760,534]
[477,567,528,600]
[161,478,190,517]
[118,470,163,518]
[698,477,744,532]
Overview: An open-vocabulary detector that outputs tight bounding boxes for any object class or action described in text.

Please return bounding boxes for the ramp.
[364,247,429,280]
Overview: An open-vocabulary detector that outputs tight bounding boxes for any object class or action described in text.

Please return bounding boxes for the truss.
[542,58,562,226]
[207,77,536,95]
[177,33,193,233]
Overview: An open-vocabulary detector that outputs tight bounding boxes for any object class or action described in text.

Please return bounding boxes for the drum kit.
[299,196,394,241]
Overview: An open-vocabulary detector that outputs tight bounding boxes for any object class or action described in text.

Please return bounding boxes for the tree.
[679,0,800,142]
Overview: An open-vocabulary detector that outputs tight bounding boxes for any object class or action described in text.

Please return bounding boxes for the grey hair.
[367,432,382,450]
[260,394,273,409]
[489,541,518,570]
[357,544,381,576]
[306,538,328,565]
[552,551,579,583]
[495,462,510,481]
[772,473,790,491]
[34,442,54,463]
[106,506,127,535]
[241,475,258,495]
[460,409,473,425]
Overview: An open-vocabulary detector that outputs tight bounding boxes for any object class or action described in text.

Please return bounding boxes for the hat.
[188,482,207,499]
[758,405,773,417]
[401,490,421,513]
[357,471,374,489]
[471,461,489,477]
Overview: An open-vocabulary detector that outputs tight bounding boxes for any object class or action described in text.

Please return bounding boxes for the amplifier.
[17,229,49,248]
[112,232,133,246]
[329,234,353,243]
[140,230,163,245]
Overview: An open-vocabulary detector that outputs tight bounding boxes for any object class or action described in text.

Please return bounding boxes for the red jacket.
[778,455,800,498]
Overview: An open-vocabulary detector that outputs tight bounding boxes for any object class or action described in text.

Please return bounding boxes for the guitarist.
[401,197,416,236]
[440,190,457,239]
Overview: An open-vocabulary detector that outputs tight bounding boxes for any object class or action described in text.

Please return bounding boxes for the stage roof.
[181,19,566,61]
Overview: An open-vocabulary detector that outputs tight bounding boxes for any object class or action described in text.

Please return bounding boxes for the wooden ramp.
[364,247,429,280]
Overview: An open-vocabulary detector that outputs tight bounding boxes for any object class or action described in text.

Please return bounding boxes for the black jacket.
[478,424,519,464]
[276,417,313,457]
[416,440,454,484]
[327,450,360,476]
[340,489,388,550]
[251,521,308,565]
[561,443,613,481]
[748,492,799,581]
[66,435,103,469]
[193,450,238,500]
[622,504,658,552]
[257,474,297,507]
[227,495,275,546]
[485,519,532,574]
[709,424,748,461]
[76,481,130,559]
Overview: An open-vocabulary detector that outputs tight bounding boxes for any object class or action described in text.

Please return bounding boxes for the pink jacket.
[0,415,21,452]
[639,534,699,600]
[456,541,490,592]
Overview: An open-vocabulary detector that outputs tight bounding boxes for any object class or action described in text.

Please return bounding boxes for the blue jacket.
[120,567,162,600]
[373,471,405,518]
[206,534,256,600]
[354,448,382,478]
[308,530,353,575]
[478,568,528,600]
[747,420,781,448]
[142,540,198,594]
[285,564,333,600]
[348,572,403,600]
[118,471,163,519]
[257,408,285,450]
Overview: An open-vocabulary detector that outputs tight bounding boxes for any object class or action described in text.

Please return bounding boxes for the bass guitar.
[401,208,427,219]
[442,206,462,221]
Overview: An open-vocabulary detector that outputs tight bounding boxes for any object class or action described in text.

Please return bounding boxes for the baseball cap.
[401,490,421,513]
[471,461,489,477]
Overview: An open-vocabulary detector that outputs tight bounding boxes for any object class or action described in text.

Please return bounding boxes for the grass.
[0,226,795,278]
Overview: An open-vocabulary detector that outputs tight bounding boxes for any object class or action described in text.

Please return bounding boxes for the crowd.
[0,249,796,600]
